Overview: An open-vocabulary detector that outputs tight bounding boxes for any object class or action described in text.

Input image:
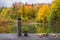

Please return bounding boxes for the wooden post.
[17,18,22,36]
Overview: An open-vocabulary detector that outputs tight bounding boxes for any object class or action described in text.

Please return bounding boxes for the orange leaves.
[0,18,13,33]
[24,5,33,14]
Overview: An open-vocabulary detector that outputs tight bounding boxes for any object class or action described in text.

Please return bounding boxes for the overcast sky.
[0,0,53,7]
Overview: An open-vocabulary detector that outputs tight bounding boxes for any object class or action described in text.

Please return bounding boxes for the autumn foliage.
[0,1,60,33]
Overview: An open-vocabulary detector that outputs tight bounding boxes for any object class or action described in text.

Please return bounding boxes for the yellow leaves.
[51,0,60,9]
[0,8,11,20]
[18,6,23,15]
[51,3,57,9]
[24,6,29,14]
[36,4,50,22]
[24,5,32,14]
[39,5,50,15]
[18,5,33,15]
[18,9,22,15]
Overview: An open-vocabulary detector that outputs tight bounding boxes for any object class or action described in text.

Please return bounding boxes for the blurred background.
[0,0,60,33]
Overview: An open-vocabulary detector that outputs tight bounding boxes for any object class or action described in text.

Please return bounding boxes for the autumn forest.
[0,0,60,33]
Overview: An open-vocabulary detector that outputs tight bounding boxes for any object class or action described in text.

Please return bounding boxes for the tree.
[47,0,60,33]
[36,4,50,23]
[35,4,50,33]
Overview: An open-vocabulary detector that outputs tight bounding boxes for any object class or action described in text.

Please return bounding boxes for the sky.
[0,0,53,7]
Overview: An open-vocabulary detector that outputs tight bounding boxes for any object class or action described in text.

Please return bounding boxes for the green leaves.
[47,0,60,33]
